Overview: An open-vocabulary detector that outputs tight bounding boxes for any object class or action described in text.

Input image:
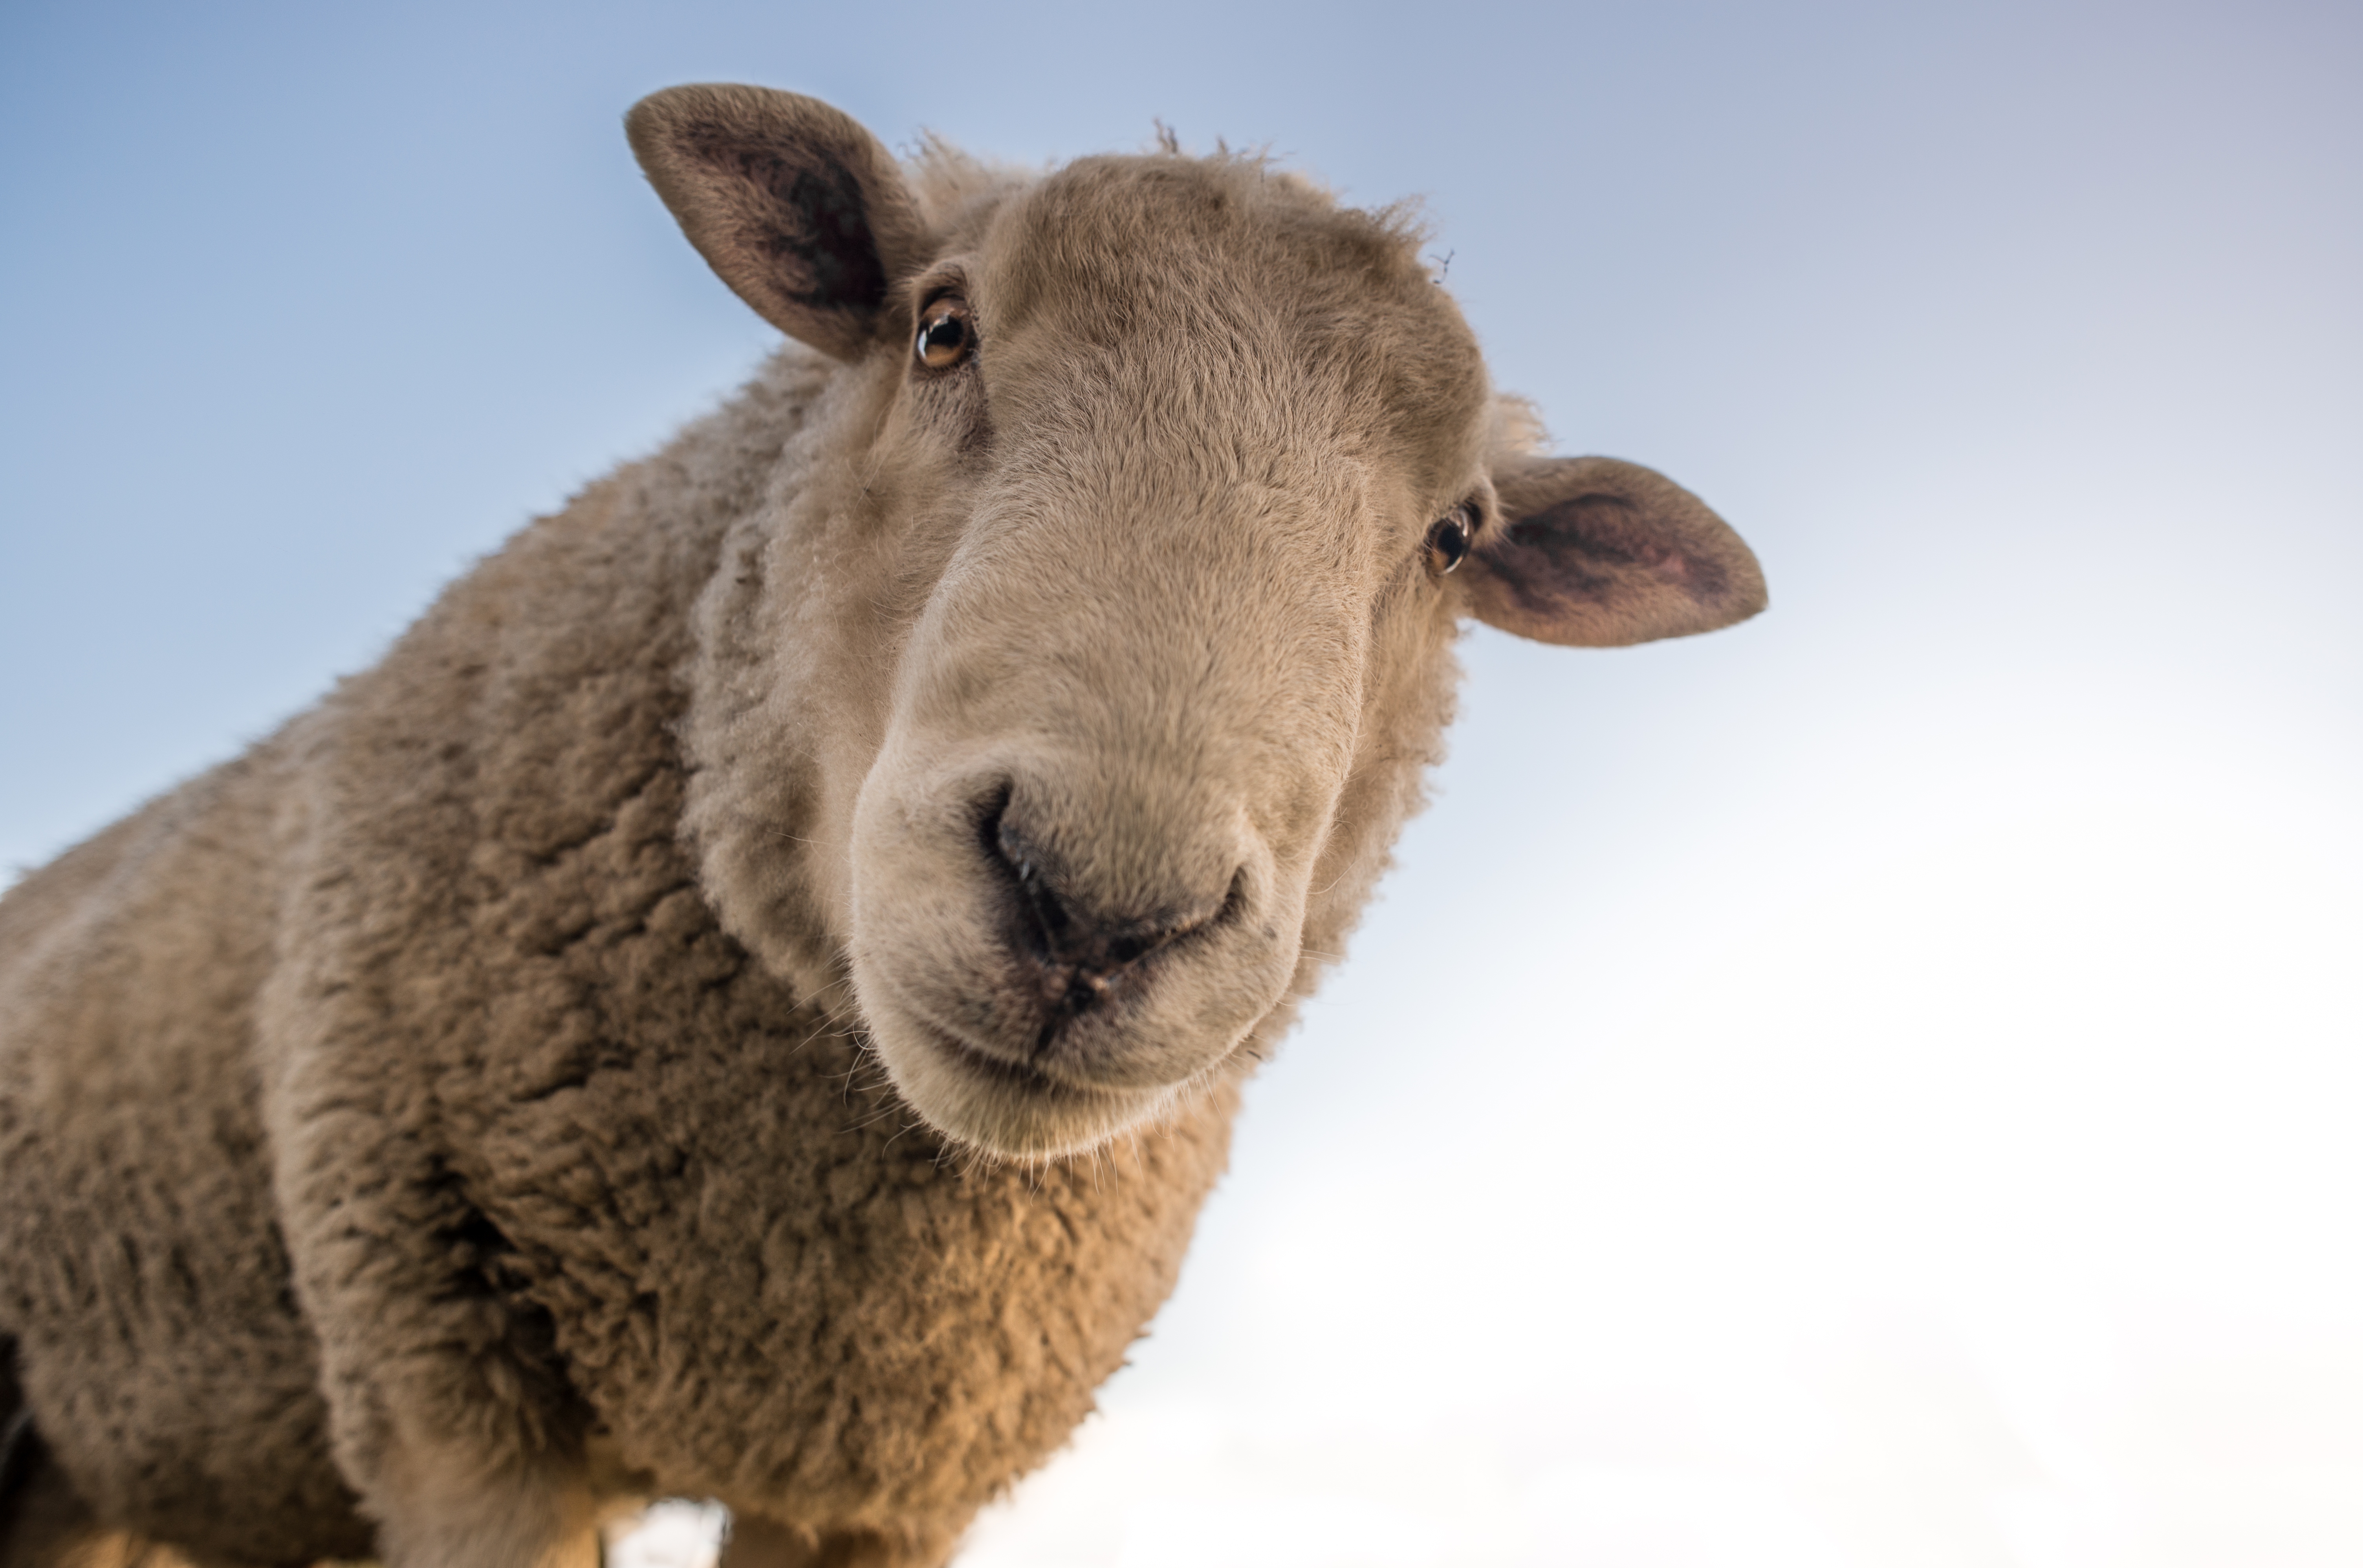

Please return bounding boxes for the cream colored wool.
[0,87,1764,1568]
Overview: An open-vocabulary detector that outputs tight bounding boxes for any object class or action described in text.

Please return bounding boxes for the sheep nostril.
[982,793,1071,959]
[1103,931,1156,968]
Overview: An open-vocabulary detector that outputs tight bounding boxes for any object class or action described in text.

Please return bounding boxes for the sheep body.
[0,88,1765,1568]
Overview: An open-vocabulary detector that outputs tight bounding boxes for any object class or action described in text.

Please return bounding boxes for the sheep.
[0,84,1766,1568]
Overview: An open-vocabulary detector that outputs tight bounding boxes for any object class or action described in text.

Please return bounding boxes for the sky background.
[4,2,2360,1565]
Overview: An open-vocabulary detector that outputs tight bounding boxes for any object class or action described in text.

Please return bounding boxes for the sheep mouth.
[904,1000,1177,1100]
[886,1009,1173,1158]
[911,1015,1077,1099]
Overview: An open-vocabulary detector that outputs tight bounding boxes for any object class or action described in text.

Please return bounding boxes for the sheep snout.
[849,760,1296,1155]
[980,790,1244,1039]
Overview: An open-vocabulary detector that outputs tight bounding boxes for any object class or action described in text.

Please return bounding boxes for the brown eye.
[1425,505,1475,575]
[914,299,973,371]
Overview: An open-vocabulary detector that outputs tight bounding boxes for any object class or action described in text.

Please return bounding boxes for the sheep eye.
[1425,505,1475,575]
[914,299,974,371]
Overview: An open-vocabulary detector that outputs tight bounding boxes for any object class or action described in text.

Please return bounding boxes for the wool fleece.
[0,86,1764,1568]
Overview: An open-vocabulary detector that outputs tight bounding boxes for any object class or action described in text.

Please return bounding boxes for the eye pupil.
[1427,507,1474,575]
[915,302,973,370]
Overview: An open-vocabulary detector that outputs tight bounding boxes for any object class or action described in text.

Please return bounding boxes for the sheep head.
[629,86,1766,1158]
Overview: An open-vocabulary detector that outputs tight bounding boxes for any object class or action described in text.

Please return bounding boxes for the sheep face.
[631,88,1766,1157]
[844,174,1494,1158]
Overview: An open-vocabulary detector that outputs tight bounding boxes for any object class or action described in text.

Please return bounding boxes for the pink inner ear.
[1469,472,1764,648]
[1503,494,1732,607]
[1649,547,1701,586]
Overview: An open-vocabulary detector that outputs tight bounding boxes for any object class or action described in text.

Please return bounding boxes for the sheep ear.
[1459,456,1767,646]
[626,85,927,361]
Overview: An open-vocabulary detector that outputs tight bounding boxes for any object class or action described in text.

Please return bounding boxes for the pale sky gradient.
[4,2,2360,1565]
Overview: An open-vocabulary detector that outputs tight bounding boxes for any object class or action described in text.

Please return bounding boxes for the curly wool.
[2,348,1238,1565]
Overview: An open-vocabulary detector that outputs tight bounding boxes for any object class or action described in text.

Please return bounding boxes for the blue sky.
[5,2,2360,1563]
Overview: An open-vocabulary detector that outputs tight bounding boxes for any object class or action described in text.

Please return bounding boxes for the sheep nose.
[983,794,1238,1020]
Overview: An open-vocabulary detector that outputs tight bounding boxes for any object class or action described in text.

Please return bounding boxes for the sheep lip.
[907,1014,1104,1103]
